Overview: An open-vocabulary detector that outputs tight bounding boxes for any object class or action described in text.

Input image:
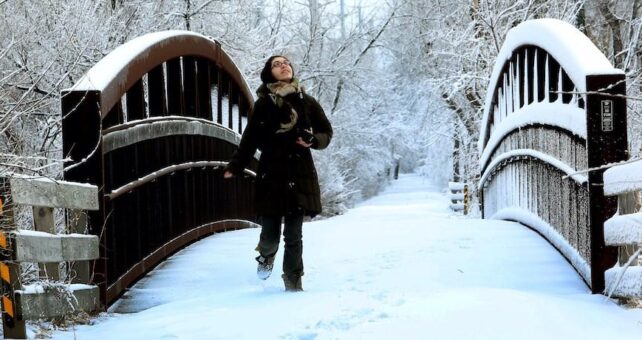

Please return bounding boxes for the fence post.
[68,210,92,284]
[585,74,628,293]
[0,178,27,339]
[448,182,468,214]
[617,192,640,266]
[464,184,469,215]
[33,206,59,280]
[61,90,108,306]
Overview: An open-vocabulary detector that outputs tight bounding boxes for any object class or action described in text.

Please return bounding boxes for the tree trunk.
[598,0,624,68]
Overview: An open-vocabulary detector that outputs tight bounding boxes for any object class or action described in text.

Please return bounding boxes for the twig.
[562,157,642,179]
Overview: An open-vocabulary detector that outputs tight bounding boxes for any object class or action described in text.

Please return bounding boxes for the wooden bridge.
[0,19,640,339]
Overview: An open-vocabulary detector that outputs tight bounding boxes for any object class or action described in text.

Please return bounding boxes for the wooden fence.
[0,175,100,339]
[448,182,468,214]
[602,161,642,299]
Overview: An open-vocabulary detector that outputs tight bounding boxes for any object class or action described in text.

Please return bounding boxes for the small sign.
[601,99,613,132]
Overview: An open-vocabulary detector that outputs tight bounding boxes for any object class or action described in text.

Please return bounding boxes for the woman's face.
[270,57,293,82]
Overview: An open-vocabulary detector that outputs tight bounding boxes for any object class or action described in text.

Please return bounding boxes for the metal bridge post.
[62,90,108,306]
[585,74,628,293]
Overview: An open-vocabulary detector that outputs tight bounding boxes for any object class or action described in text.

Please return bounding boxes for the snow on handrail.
[479,149,587,189]
[603,159,642,196]
[604,212,642,246]
[478,101,586,169]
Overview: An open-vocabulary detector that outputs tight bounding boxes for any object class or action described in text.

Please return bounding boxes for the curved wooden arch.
[69,30,253,118]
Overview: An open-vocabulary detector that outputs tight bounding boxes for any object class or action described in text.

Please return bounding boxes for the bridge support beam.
[62,90,108,307]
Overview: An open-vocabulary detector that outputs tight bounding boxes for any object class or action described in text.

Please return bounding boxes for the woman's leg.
[257,215,282,257]
[282,211,304,290]
[256,215,282,279]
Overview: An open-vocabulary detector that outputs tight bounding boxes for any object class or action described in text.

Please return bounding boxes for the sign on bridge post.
[585,74,628,294]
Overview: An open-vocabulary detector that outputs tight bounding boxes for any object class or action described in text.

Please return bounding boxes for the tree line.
[0,0,639,216]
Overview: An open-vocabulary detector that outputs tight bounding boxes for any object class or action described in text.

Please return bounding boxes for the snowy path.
[52,174,642,339]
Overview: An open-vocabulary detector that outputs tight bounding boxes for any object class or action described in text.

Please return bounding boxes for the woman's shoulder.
[253,96,274,112]
[299,92,320,106]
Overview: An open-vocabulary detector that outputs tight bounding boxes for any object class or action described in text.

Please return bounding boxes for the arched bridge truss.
[61,31,258,306]
[479,19,628,293]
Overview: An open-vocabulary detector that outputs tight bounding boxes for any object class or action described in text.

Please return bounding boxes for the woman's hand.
[223,170,234,179]
[296,137,313,148]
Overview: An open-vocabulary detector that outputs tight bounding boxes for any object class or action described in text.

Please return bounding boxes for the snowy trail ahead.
[53,174,642,339]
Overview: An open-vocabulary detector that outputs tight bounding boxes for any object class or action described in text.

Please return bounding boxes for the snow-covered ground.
[51,174,642,339]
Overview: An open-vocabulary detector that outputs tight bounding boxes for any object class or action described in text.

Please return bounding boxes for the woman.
[223,55,332,292]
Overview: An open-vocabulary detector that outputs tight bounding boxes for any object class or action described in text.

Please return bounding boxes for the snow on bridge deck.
[52,174,641,339]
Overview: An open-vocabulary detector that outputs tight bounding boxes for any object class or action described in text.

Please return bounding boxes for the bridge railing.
[478,19,627,293]
[0,175,100,339]
[602,161,642,299]
[61,31,258,306]
[448,182,469,214]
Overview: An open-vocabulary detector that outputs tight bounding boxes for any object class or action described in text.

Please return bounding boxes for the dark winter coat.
[225,85,333,217]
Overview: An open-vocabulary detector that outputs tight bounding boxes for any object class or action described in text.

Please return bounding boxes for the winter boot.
[282,274,303,292]
[256,254,275,280]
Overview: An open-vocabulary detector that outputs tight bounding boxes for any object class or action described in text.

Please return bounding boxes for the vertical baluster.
[238,96,245,134]
[167,57,184,116]
[532,49,538,102]
[556,68,564,103]
[148,64,167,117]
[544,54,550,102]
[183,56,198,118]
[126,79,146,121]
[513,55,520,112]
[524,50,530,105]
[228,81,234,130]
[197,59,213,120]
[217,70,224,124]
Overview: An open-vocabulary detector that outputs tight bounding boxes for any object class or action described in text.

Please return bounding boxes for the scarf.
[262,78,302,133]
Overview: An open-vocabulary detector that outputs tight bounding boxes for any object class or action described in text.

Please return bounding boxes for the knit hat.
[260,55,294,84]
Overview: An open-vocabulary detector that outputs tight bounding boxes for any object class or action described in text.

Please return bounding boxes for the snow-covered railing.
[61,31,258,307]
[602,162,642,299]
[448,182,469,214]
[479,19,628,293]
[0,176,100,339]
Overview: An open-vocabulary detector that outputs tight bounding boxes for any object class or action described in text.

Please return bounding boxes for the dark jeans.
[257,211,304,279]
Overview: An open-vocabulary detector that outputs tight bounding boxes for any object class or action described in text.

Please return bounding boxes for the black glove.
[298,128,316,145]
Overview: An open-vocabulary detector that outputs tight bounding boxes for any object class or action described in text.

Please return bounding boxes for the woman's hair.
[260,55,294,84]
